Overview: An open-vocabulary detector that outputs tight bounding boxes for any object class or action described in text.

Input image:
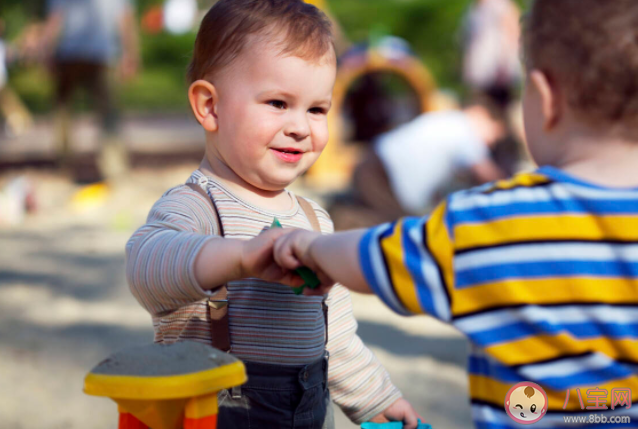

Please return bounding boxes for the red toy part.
[119,412,148,429]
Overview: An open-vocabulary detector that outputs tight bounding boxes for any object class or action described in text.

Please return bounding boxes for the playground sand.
[0,165,472,429]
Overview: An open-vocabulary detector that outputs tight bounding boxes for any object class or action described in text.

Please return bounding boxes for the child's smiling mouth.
[271,147,305,163]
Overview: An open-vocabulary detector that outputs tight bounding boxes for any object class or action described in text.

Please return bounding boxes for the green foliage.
[8,66,54,114]
[4,0,529,114]
[116,31,195,112]
[140,31,195,70]
[117,67,190,113]
[328,0,526,91]
[0,1,45,38]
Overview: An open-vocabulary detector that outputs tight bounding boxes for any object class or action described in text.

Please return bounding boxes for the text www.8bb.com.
[563,414,631,424]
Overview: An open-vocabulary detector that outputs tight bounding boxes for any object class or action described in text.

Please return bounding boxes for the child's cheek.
[311,122,329,153]
[255,114,283,142]
[241,119,276,152]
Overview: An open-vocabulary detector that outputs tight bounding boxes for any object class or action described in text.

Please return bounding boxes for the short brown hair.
[188,0,334,83]
[523,0,638,131]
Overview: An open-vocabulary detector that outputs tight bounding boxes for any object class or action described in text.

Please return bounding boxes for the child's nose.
[284,113,310,141]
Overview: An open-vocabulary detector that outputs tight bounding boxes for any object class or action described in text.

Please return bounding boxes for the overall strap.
[185,182,224,236]
[185,181,230,352]
[295,196,321,232]
[295,196,329,353]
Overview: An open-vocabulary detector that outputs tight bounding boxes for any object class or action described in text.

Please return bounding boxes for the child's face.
[210,37,336,191]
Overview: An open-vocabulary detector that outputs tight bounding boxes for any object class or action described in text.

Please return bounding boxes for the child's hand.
[273,229,335,293]
[369,398,422,429]
[240,228,305,287]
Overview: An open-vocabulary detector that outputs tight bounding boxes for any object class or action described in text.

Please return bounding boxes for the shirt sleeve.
[358,201,455,322]
[325,285,403,424]
[125,186,220,316]
[307,200,403,423]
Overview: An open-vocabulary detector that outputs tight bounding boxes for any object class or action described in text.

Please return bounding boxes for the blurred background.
[0,0,530,427]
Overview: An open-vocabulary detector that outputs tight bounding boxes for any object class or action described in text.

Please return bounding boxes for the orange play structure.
[84,342,246,429]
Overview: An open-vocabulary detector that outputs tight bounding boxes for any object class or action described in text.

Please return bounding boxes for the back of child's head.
[523,0,638,133]
[188,0,334,83]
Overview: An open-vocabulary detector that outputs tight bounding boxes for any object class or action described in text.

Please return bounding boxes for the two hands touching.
[239,228,423,429]
[239,228,332,292]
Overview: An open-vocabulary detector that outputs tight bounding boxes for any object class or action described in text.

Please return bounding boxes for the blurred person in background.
[343,73,400,144]
[330,98,507,230]
[461,0,525,195]
[461,0,521,108]
[0,18,34,137]
[41,0,140,180]
[0,20,8,114]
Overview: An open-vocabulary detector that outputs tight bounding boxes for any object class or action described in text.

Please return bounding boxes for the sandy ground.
[0,165,472,429]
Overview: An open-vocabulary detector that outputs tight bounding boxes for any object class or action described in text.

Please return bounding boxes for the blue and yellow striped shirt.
[359,167,638,428]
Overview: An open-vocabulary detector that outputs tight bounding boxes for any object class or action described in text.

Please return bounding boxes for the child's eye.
[309,107,327,115]
[267,100,286,109]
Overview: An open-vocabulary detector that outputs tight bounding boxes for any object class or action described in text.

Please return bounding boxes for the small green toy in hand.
[271,217,321,295]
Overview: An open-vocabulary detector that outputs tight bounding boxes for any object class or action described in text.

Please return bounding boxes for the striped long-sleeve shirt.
[359,166,638,428]
[126,170,401,423]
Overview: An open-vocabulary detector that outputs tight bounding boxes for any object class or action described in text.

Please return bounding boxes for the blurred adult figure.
[330,98,507,230]
[0,18,34,137]
[42,0,140,180]
[0,21,6,95]
[461,0,521,107]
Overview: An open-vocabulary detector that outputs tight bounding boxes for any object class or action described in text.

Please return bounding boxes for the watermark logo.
[563,387,632,411]
[505,382,548,425]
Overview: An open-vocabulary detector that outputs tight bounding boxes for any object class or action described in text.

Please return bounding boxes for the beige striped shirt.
[126,170,402,423]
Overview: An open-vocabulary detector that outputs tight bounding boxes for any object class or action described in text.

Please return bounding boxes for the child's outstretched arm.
[194,228,304,290]
[274,229,370,294]
[127,186,302,317]
[278,203,457,324]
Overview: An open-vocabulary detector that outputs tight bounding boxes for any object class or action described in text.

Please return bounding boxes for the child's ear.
[188,80,219,132]
[529,70,561,131]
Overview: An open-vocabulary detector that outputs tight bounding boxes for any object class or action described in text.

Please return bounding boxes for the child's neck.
[199,155,294,212]
[551,127,638,188]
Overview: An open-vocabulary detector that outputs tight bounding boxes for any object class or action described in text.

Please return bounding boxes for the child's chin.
[266,173,302,188]
[260,177,296,191]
